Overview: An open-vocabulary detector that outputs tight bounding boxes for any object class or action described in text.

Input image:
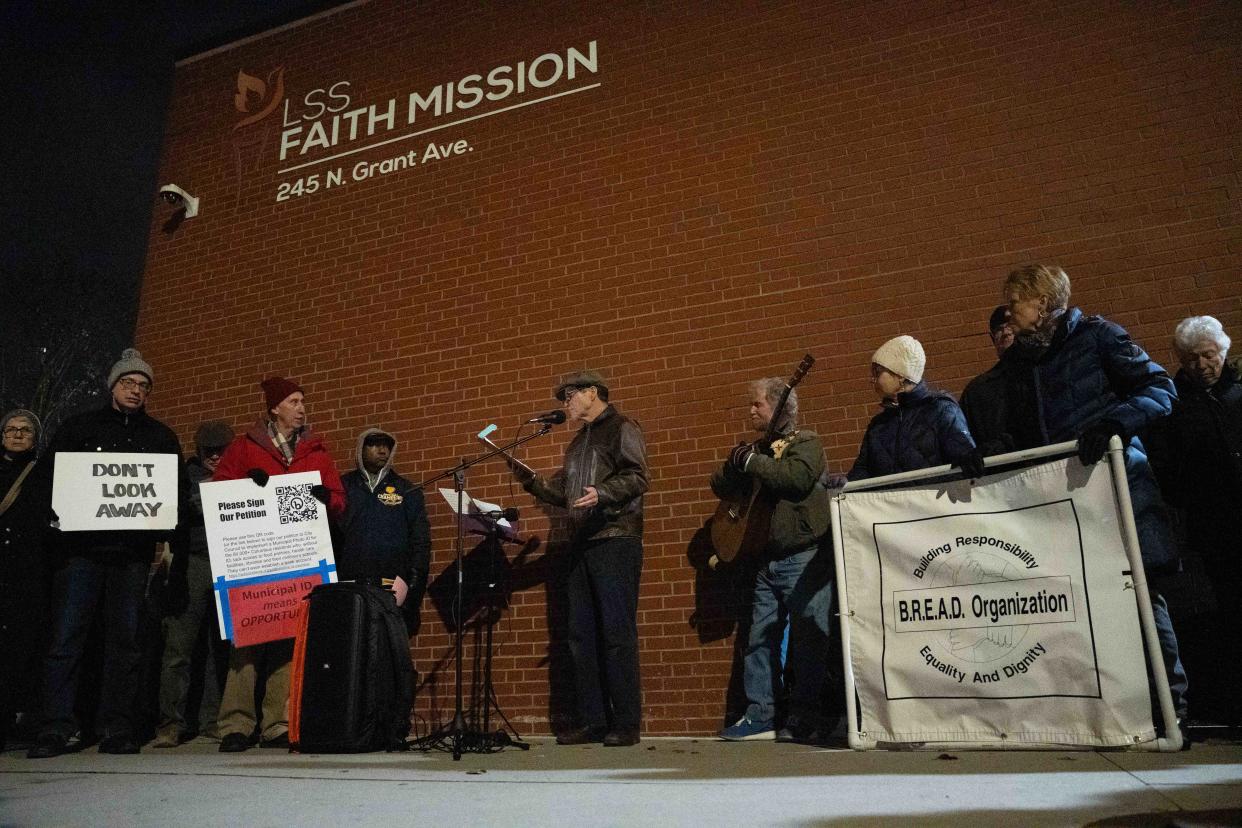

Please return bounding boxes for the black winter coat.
[0,450,45,582]
[38,404,191,563]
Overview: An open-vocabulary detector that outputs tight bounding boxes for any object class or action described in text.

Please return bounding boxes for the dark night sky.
[0,1,348,432]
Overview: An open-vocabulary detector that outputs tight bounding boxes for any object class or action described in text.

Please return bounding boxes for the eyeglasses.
[117,377,152,394]
[2,426,33,437]
[563,387,587,403]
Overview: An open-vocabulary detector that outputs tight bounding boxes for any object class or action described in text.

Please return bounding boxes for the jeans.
[39,555,148,739]
[566,536,643,730]
[1149,590,1188,718]
[743,546,834,725]
[158,553,226,734]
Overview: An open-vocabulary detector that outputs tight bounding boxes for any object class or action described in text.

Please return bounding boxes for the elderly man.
[212,377,345,752]
[1149,316,1242,729]
[152,420,235,747]
[511,370,649,747]
[0,409,47,750]
[711,378,831,742]
[28,350,191,758]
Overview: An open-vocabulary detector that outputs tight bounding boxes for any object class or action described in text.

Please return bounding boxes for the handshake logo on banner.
[871,499,1096,698]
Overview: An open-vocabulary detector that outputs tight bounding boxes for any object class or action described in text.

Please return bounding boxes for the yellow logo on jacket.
[377,485,403,506]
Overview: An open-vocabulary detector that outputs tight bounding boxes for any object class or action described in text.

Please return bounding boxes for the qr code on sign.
[275,484,319,524]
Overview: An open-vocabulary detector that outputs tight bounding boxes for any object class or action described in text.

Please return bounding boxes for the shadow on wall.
[686,522,757,728]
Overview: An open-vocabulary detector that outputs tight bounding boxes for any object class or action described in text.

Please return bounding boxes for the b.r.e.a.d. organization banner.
[834,456,1154,748]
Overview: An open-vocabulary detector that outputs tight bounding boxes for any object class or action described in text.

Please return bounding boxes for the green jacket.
[710,429,829,557]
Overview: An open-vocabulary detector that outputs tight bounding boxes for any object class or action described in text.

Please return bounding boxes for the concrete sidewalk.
[3,736,1241,826]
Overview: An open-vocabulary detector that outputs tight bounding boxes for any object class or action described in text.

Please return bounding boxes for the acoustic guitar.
[709,354,815,564]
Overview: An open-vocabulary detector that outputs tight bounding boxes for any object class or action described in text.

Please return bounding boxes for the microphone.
[526,410,566,425]
[483,507,520,522]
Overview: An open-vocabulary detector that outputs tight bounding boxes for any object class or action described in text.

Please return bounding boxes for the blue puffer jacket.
[999,308,1178,571]
[848,382,977,481]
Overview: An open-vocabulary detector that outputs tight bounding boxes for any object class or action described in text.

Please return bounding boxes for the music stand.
[412,425,550,760]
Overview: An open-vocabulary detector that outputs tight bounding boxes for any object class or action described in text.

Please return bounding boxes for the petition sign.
[201,471,336,646]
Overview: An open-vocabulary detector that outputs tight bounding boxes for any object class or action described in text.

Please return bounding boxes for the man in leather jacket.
[517,370,648,747]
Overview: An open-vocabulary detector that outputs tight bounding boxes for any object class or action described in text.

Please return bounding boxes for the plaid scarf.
[267,421,300,466]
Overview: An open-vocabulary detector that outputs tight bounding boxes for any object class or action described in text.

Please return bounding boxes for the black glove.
[951,448,986,480]
[247,468,270,487]
[728,441,756,472]
[1077,420,1123,465]
[309,484,331,505]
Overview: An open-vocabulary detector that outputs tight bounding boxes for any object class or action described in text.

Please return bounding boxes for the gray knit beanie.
[108,348,154,389]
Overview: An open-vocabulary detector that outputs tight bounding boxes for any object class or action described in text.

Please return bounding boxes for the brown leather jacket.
[524,405,649,543]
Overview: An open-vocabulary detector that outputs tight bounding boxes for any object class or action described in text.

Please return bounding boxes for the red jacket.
[213,420,347,519]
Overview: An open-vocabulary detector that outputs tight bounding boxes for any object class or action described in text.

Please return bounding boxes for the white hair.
[1173,315,1230,357]
[751,377,798,430]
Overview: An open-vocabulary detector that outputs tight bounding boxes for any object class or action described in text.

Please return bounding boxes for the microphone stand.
[413,425,551,760]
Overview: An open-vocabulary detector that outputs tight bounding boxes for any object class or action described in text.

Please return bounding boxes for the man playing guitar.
[710,376,832,742]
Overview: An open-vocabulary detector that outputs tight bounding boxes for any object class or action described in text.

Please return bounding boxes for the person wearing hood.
[151,420,235,748]
[337,427,431,634]
[27,349,192,758]
[0,409,48,750]
[212,376,345,753]
[978,263,1188,733]
[848,335,984,482]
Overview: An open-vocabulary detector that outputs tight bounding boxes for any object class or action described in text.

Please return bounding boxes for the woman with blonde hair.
[973,263,1188,730]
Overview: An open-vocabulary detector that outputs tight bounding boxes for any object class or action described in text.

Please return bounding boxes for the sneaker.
[719,716,775,741]
[218,733,250,753]
[151,725,181,749]
[27,733,68,759]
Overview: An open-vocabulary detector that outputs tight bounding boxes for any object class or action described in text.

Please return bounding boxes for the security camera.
[158,184,199,218]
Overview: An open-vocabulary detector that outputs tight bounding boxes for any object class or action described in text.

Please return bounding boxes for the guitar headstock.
[789,353,815,388]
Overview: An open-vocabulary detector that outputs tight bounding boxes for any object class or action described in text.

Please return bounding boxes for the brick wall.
[137,0,1242,735]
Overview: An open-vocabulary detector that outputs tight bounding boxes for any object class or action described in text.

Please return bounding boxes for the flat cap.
[554,369,609,402]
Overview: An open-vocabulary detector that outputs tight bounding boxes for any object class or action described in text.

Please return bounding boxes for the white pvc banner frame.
[830,438,1181,752]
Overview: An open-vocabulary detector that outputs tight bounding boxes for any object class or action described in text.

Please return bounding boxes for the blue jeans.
[566,536,643,730]
[1149,589,1188,718]
[40,555,148,739]
[743,546,834,725]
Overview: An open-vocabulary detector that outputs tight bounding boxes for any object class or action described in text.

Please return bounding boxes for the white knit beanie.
[872,336,926,383]
[108,348,154,389]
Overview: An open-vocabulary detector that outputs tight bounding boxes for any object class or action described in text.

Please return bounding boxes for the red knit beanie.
[261,377,303,413]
